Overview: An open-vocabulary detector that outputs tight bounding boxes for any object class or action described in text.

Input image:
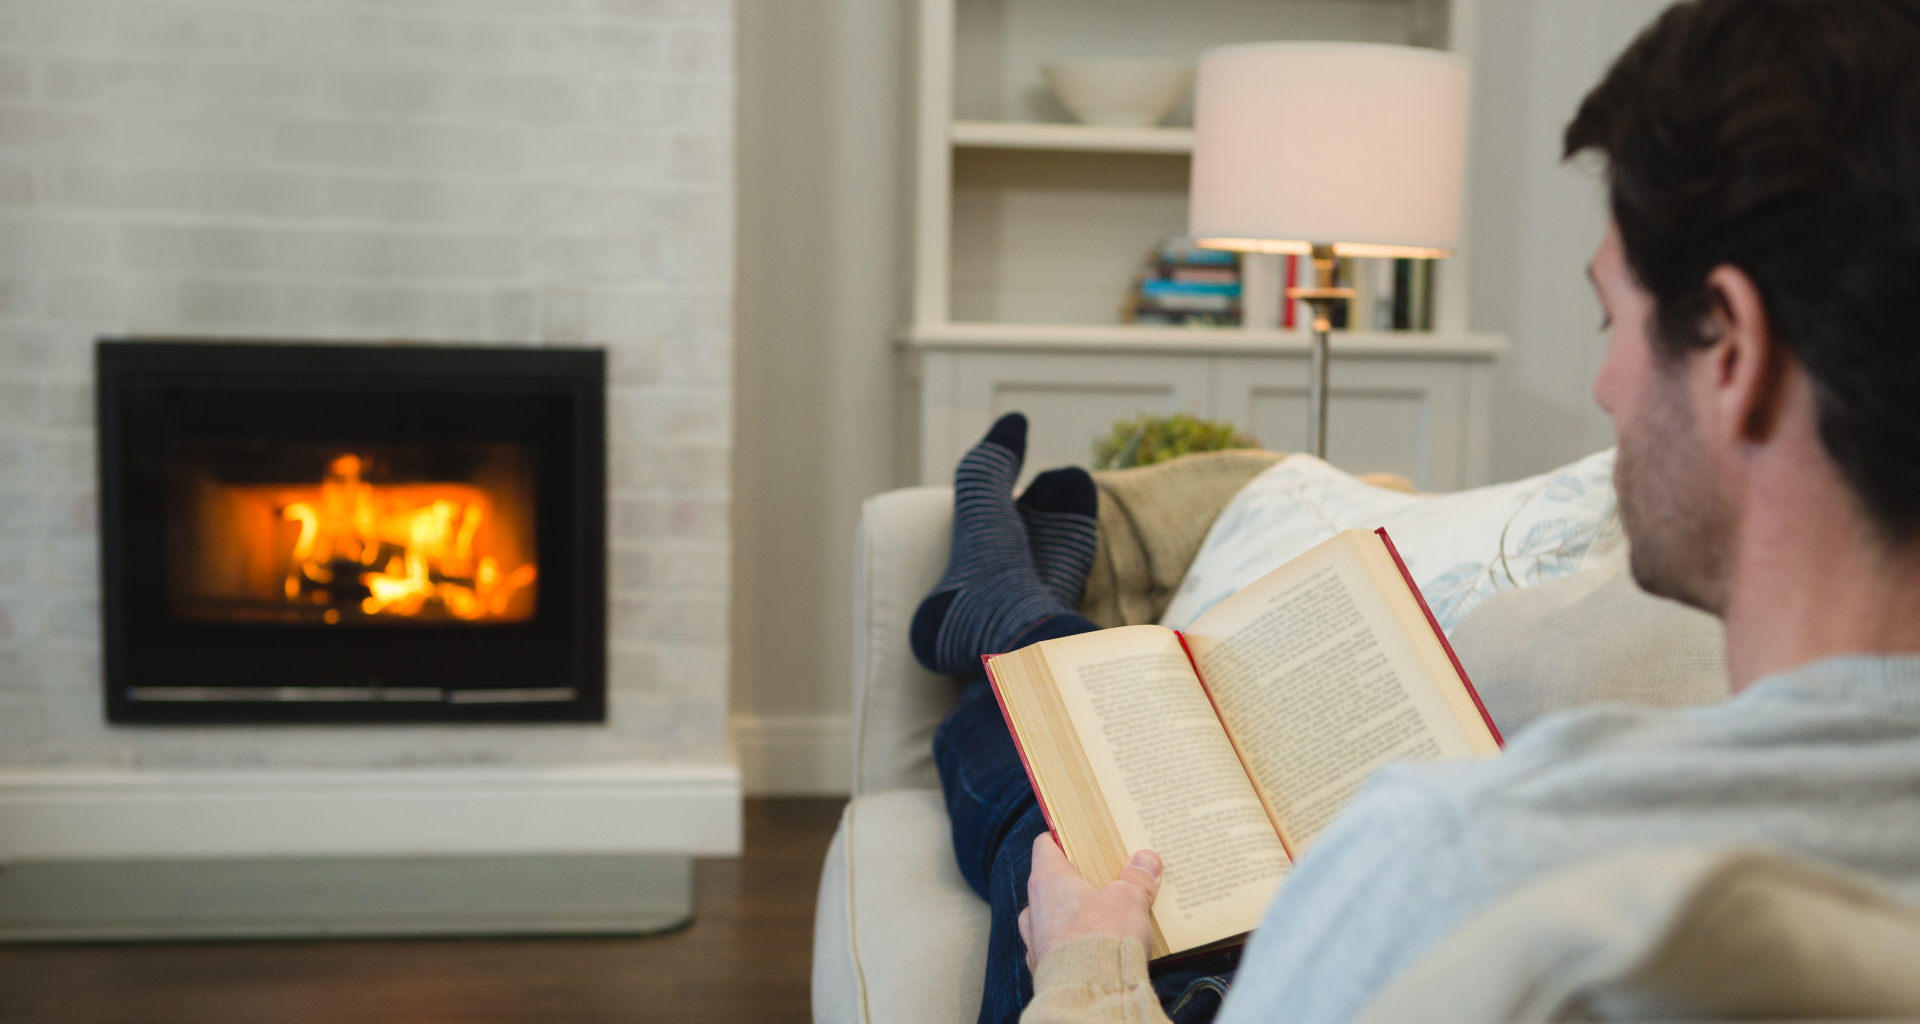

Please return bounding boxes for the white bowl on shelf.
[1041,58,1193,127]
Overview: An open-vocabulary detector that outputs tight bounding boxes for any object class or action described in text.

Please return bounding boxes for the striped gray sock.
[909,413,1071,675]
[1018,467,1099,610]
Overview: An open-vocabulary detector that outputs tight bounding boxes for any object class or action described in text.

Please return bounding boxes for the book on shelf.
[1282,253,1298,330]
[1169,266,1239,286]
[1392,258,1414,330]
[1127,237,1244,326]
[1153,241,1239,272]
[1139,279,1238,312]
[1409,258,1435,331]
[984,528,1502,961]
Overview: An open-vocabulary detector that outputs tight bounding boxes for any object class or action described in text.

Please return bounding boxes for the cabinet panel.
[920,351,1211,484]
[1212,357,1476,490]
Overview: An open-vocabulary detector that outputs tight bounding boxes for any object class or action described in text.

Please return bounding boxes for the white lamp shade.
[1188,42,1470,256]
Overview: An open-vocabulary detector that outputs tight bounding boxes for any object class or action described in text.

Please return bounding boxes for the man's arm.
[1213,775,1492,1024]
[1020,834,1174,1024]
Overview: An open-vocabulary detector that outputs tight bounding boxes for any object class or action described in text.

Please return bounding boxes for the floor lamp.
[1188,42,1470,459]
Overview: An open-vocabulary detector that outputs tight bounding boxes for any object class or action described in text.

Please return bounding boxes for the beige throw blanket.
[1077,450,1284,628]
[1077,451,1417,628]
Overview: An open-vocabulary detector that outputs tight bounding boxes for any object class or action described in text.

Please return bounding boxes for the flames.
[278,454,536,623]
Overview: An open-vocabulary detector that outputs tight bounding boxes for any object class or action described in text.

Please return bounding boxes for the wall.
[0,0,736,774]
[1467,0,1675,480]
[731,0,911,792]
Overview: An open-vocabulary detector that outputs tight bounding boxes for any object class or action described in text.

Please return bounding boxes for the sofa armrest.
[850,487,959,795]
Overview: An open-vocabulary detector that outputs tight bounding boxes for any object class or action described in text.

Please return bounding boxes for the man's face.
[1589,225,1731,614]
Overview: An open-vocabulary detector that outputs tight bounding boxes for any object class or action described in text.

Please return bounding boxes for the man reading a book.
[910,2,1920,1022]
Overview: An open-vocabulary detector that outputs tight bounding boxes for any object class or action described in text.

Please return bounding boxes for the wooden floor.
[0,798,847,1024]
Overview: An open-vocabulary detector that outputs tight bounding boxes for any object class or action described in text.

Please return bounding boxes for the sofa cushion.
[1162,450,1624,632]
[812,790,990,1024]
[1448,566,1727,736]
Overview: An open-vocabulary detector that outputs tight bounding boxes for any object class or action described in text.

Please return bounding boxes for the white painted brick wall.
[0,0,735,769]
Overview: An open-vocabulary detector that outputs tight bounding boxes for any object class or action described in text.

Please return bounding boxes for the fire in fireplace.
[174,448,540,626]
[97,340,606,724]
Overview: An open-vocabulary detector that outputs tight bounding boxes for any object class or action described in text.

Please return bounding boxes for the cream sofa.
[812,486,987,1024]
[809,484,1920,1023]
[805,484,1727,1024]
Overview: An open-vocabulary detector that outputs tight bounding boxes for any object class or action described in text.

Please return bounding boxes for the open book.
[984,528,1502,961]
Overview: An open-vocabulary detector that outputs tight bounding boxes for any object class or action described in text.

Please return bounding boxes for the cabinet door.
[1211,355,1489,490]
[919,350,1212,485]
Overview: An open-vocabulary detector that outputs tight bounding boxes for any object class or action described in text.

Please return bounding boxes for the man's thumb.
[1118,849,1162,900]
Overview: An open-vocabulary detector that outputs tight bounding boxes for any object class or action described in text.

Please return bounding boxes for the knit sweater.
[1023,655,1920,1024]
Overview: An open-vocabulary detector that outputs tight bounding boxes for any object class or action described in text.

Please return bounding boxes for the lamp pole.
[1288,243,1354,459]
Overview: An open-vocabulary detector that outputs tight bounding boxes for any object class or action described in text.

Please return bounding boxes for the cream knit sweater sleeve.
[1022,937,1174,1024]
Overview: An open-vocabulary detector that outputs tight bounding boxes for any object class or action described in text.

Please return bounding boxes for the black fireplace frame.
[97,338,607,724]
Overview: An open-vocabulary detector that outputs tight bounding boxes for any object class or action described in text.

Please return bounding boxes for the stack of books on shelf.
[1123,240,1440,331]
[1125,239,1242,327]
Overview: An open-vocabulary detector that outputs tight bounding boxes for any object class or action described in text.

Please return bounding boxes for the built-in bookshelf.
[911,0,1483,338]
[903,0,1505,490]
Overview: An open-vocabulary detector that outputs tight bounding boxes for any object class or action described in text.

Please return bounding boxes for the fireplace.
[96,340,606,724]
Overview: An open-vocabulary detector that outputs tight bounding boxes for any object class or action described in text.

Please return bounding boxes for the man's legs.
[920,415,1237,1024]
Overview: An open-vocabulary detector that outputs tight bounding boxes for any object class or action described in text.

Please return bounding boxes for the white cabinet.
[908,328,1504,491]
[905,0,1503,489]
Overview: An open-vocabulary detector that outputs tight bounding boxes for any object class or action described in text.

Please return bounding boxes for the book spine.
[1140,279,1241,297]
[1392,259,1413,330]
[1349,257,1371,332]
[1282,254,1298,330]
[1370,529,1506,747]
[1413,260,1435,331]
[1177,630,1297,864]
[1169,267,1238,285]
[1157,243,1239,268]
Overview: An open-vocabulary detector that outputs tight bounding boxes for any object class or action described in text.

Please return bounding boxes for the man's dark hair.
[1564,0,1920,540]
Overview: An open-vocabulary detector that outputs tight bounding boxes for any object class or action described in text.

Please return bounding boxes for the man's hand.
[1018,833,1162,972]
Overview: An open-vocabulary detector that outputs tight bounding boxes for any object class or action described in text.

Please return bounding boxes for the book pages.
[1186,532,1491,851]
[1038,627,1291,953]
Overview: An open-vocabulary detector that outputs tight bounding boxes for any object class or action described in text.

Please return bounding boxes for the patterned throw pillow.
[1160,449,1625,634]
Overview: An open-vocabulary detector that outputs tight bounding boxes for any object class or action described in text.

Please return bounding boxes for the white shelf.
[902,322,1508,358]
[950,120,1194,155]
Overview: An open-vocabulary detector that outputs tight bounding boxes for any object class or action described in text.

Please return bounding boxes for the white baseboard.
[0,854,695,941]
[731,713,851,796]
[0,763,743,862]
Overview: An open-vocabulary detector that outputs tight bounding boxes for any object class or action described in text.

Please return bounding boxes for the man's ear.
[1699,264,1783,445]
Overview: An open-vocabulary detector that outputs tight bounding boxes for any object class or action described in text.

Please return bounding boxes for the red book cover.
[1372,527,1505,747]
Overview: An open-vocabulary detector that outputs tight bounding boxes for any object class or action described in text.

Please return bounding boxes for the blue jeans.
[933,613,1239,1024]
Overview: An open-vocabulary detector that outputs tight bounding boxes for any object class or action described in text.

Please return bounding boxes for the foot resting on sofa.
[909,412,1098,676]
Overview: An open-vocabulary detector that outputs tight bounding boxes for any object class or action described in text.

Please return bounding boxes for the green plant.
[1091,413,1259,470]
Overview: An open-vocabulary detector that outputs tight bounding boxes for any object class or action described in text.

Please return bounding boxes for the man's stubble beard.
[1616,361,1733,616]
